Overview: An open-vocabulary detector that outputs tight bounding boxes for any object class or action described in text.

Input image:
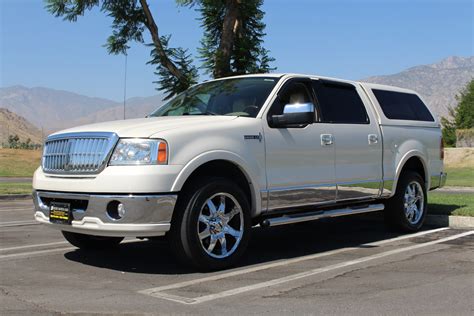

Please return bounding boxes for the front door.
[263,78,336,211]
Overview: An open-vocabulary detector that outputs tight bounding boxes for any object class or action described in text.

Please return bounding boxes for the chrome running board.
[261,204,385,227]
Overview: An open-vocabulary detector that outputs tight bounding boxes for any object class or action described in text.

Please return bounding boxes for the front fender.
[170,150,262,217]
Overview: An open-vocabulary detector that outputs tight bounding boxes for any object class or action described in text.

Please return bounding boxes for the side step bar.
[261,204,385,227]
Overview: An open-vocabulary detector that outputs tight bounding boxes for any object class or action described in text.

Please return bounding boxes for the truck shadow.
[63,212,437,275]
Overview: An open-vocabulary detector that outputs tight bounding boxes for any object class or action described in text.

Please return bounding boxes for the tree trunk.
[214,0,240,78]
[139,0,184,80]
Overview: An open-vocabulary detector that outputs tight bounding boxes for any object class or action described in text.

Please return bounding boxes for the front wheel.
[170,177,251,271]
[62,231,124,250]
[385,171,427,232]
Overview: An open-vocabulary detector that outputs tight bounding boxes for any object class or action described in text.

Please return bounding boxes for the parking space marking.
[0,220,39,227]
[0,241,68,252]
[0,207,34,212]
[0,239,140,261]
[0,246,76,261]
[140,229,473,305]
[139,227,449,297]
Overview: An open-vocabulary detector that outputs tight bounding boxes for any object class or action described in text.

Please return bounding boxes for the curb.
[0,194,32,200]
[426,215,474,229]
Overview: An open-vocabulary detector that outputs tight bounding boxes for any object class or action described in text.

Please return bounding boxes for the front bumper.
[33,190,177,237]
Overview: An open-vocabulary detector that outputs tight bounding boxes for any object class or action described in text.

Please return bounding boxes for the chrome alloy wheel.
[404,181,424,225]
[197,192,244,259]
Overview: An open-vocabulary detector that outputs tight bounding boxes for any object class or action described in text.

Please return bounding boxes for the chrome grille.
[42,132,118,175]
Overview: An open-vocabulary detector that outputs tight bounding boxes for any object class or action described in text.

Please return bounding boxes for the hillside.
[362,56,474,118]
[0,86,163,132]
[0,55,472,133]
[0,108,43,146]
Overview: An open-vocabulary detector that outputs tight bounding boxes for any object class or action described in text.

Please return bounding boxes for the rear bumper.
[33,190,177,237]
[430,172,447,190]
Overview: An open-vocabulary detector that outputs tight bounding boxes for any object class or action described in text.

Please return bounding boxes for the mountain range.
[0,55,472,144]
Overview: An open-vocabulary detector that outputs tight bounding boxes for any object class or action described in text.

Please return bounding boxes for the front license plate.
[49,202,71,225]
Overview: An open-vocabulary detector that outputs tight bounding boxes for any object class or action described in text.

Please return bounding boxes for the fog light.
[117,203,125,218]
[106,200,124,220]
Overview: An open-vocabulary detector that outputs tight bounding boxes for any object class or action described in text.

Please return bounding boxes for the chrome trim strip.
[266,184,336,211]
[336,179,382,201]
[263,203,385,227]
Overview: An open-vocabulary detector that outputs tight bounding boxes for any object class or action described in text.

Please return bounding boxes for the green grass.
[0,182,32,195]
[0,149,41,177]
[444,167,474,187]
[428,192,474,217]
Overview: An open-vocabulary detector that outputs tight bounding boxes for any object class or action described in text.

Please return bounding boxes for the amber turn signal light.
[158,142,168,164]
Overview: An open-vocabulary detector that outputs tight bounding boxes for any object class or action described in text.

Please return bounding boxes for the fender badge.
[244,133,263,142]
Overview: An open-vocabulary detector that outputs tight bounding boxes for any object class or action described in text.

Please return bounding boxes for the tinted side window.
[372,89,434,122]
[312,81,369,124]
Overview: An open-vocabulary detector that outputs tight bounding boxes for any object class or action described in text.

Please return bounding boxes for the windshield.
[149,77,279,118]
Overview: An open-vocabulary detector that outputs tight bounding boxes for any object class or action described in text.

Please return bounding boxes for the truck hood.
[50,116,239,138]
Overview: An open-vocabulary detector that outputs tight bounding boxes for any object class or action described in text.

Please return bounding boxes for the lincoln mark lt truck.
[33,74,447,270]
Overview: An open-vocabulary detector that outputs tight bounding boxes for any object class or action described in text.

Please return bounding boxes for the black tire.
[170,177,251,271]
[384,171,427,232]
[62,231,124,250]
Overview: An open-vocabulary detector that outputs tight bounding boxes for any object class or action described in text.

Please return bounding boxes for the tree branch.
[214,0,240,78]
[139,0,184,80]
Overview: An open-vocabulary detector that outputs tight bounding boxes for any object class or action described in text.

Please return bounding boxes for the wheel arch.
[389,151,429,197]
[171,151,261,217]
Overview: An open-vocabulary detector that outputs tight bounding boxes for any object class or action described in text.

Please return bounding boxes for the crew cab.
[33,74,447,270]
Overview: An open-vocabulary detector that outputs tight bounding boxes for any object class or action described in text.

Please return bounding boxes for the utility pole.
[123,53,128,120]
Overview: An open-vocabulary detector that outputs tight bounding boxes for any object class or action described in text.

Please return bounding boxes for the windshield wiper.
[183,111,218,116]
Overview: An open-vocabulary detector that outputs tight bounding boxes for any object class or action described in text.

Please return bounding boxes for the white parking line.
[0,241,68,252]
[139,229,473,304]
[0,239,140,261]
[0,207,34,212]
[0,220,39,227]
[139,227,449,296]
[0,246,76,261]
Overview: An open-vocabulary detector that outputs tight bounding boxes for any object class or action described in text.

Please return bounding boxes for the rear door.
[312,79,382,201]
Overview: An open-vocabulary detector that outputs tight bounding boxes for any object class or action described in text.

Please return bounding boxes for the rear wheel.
[62,231,124,250]
[170,177,251,271]
[385,171,427,232]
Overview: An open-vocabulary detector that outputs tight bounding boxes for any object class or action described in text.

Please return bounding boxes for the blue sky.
[1,0,472,101]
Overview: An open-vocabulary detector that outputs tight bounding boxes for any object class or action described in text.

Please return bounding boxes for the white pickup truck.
[33,74,446,270]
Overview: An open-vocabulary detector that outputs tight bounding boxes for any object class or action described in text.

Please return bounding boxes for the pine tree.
[180,0,275,78]
[45,0,275,98]
[441,79,474,146]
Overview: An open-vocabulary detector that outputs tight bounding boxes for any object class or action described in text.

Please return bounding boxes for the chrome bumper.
[439,172,447,188]
[430,172,447,190]
[33,190,177,237]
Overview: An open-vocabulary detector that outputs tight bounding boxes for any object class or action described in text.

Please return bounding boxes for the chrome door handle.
[321,134,333,146]
[368,134,378,145]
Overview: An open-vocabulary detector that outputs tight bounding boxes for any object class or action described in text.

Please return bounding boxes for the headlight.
[109,139,168,165]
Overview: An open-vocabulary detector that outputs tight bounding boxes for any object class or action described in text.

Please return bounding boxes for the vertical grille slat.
[42,133,117,175]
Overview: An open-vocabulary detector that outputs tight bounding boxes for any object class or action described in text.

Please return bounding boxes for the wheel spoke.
[199,227,211,240]
[207,236,217,253]
[207,199,217,215]
[220,237,228,256]
[217,195,226,214]
[225,207,240,222]
[225,226,241,238]
[199,214,210,224]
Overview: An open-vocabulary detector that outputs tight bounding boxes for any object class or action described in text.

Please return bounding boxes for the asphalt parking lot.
[1,199,473,315]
